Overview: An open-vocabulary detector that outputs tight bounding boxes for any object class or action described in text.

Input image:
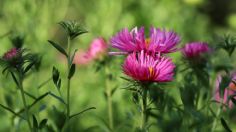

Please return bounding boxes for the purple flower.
[122,50,175,82]
[182,42,210,58]
[3,48,19,60]
[110,27,180,54]
[148,27,181,53]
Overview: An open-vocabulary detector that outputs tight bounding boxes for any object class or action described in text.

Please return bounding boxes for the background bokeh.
[0,0,236,131]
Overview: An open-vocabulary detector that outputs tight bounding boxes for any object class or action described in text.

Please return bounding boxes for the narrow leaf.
[24,62,35,74]
[0,103,25,120]
[39,119,48,129]
[48,40,68,57]
[221,118,232,132]
[10,72,19,87]
[32,115,38,129]
[70,49,78,65]
[52,67,59,86]
[68,64,76,79]
[49,92,66,105]
[69,107,96,119]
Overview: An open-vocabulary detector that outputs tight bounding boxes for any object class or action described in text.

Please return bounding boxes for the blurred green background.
[0,0,236,131]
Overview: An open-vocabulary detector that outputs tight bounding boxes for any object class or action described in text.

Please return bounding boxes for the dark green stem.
[105,66,114,131]
[18,73,32,132]
[141,88,147,131]
[66,37,71,130]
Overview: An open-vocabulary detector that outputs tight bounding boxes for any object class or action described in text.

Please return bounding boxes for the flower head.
[87,37,108,59]
[3,48,20,60]
[110,27,180,54]
[73,37,108,65]
[122,50,175,82]
[214,72,236,108]
[182,42,210,58]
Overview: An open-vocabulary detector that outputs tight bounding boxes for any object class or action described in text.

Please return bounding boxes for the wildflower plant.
[48,20,95,131]
[0,35,46,131]
[110,27,179,131]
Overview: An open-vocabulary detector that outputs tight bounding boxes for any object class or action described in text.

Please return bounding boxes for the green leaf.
[70,49,78,65]
[32,115,38,130]
[219,76,231,98]
[220,118,232,132]
[24,61,35,74]
[39,119,48,129]
[49,92,66,105]
[0,103,25,120]
[69,107,96,119]
[59,21,88,40]
[48,40,68,57]
[68,64,76,79]
[52,67,60,86]
[10,72,19,87]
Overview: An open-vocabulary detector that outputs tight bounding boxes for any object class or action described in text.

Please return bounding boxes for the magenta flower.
[110,27,180,54]
[3,48,19,60]
[148,27,181,53]
[122,50,175,82]
[87,37,108,59]
[214,73,236,108]
[182,42,210,58]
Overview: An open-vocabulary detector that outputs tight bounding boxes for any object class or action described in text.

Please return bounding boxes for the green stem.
[141,88,147,131]
[105,66,114,131]
[66,37,72,130]
[211,99,223,132]
[18,73,32,132]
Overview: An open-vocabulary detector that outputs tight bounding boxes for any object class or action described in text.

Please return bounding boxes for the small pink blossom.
[3,48,19,60]
[122,50,175,82]
[110,27,180,54]
[87,37,108,59]
[73,37,108,65]
[182,42,210,58]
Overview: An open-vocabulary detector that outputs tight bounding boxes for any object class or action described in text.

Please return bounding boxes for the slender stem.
[105,65,114,131]
[211,99,223,132]
[141,88,147,131]
[18,73,32,132]
[66,37,72,130]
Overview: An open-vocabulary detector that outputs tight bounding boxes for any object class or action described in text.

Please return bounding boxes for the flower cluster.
[110,27,179,83]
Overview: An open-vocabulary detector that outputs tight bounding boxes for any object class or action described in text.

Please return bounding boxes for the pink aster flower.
[110,27,180,54]
[3,48,19,60]
[122,50,175,82]
[87,37,108,59]
[148,27,181,53]
[214,73,236,108]
[182,42,210,58]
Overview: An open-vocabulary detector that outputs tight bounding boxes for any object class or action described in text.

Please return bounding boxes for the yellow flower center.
[148,67,154,78]
[145,38,150,48]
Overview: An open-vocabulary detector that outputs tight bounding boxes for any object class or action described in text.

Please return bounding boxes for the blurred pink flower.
[3,48,19,60]
[182,42,210,58]
[87,37,108,59]
[214,73,236,108]
[73,37,108,65]
[123,50,175,82]
[110,27,180,54]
